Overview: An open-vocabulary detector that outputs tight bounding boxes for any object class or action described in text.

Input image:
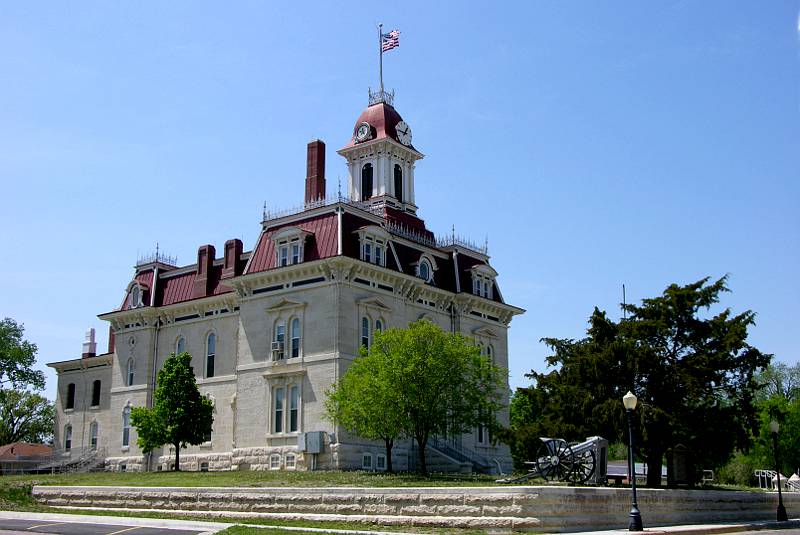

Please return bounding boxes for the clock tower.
[337,93,424,216]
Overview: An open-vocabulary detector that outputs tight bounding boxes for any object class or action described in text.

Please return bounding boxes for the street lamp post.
[770,420,788,522]
[623,391,643,531]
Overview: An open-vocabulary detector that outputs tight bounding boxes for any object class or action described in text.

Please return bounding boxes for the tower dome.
[340,101,417,152]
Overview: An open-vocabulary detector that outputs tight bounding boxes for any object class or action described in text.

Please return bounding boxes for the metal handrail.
[429,437,491,470]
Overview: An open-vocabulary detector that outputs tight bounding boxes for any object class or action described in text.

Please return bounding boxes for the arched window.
[91,379,101,407]
[126,358,135,386]
[130,285,141,309]
[176,336,185,355]
[66,383,76,409]
[477,423,487,445]
[375,319,383,334]
[273,322,286,360]
[274,387,285,433]
[206,333,216,378]
[289,385,300,432]
[122,406,131,447]
[486,345,494,364]
[361,317,370,349]
[361,163,373,201]
[285,453,297,470]
[64,424,72,451]
[90,422,98,450]
[394,164,403,203]
[418,258,431,282]
[290,318,300,359]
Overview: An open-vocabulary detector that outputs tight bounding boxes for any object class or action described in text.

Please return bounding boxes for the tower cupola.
[337,99,423,215]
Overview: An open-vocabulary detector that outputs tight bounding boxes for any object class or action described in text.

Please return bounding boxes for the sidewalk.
[0,510,232,534]
[565,519,800,534]
[2,510,799,534]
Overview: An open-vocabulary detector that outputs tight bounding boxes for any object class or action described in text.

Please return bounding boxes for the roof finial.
[452,224,456,242]
[155,242,159,257]
[484,234,489,254]
[337,176,342,201]
[262,201,267,221]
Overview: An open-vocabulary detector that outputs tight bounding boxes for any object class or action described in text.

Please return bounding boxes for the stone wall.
[32,485,800,532]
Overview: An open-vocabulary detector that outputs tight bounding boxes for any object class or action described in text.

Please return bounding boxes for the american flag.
[381,29,400,53]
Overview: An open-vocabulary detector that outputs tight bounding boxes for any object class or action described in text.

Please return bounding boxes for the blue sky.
[1,1,798,401]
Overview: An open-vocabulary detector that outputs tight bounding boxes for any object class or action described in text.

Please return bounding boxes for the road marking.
[106,527,142,535]
[27,521,70,529]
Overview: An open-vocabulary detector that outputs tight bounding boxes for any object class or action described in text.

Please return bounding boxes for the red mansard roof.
[247,212,339,274]
[159,265,233,307]
[116,206,502,311]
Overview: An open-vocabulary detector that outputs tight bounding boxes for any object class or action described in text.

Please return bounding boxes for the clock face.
[355,122,371,142]
[395,121,412,146]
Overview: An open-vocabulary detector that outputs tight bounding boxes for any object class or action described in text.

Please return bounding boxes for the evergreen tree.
[521,277,769,486]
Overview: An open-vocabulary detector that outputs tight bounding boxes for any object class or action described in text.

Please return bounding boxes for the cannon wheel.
[535,439,574,481]
[568,447,596,484]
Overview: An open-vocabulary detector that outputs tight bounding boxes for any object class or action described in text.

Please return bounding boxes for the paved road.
[0,517,219,535]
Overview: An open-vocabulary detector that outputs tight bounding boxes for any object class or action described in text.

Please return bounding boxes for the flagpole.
[378,23,384,95]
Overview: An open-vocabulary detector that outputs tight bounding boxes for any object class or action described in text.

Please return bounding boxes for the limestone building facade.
[48,91,524,473]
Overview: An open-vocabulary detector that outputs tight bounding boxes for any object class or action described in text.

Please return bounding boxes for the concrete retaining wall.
[32,485,800,532]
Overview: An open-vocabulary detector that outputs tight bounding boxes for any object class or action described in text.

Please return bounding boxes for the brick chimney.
[305,139,326,206]
[82,328,97,359]
[192,244,216,298]
[222,238,243,279]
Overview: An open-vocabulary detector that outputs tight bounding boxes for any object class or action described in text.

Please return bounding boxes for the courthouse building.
[48,88,524,473]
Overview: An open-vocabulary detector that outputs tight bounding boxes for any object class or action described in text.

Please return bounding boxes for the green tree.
[0,389,54,444]
[130,352,213,471]
[325,333,404,472]
[749,390,800,477]
[327,320,505,476]
[718,362,800,486]
[497,387,545,471]
[0,318,44,390]
[526,277,769,486]
[756,362,800,402]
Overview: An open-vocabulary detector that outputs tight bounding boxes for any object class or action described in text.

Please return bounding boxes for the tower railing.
[262,196,488,256]
[368,88,394,106]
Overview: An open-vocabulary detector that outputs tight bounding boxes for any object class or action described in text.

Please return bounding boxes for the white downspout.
[337,206,343,255]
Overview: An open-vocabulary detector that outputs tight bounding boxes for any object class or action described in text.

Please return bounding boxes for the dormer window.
[414,254,437,283]
[473,276,492,298]
[418,259,431,282]
[355,226,391,267]
[271,227,311,268]
[127,282,145,309]
[470,264,498,299]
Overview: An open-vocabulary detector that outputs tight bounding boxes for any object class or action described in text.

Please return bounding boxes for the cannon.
[498,435,608,485]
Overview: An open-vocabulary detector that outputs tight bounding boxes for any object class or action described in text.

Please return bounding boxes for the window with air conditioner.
[273,323,285,360]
